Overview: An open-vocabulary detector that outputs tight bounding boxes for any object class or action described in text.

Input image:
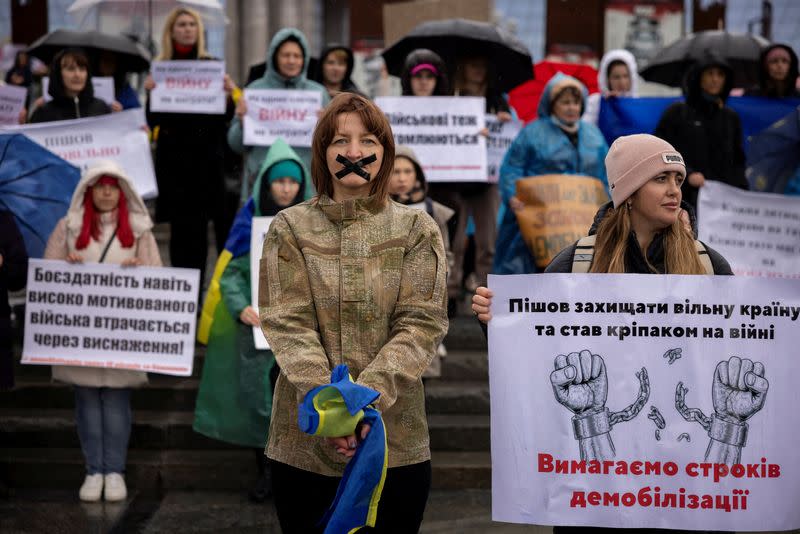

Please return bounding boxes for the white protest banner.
[486,114,521,183]
[488,273,800,531]
[698,181,800,278]
[250,216,274,350]
[375,96,487,182]
[42,76,115,105]
[150,60,226,114]
[0,84,27,125]
[22,260,200,377]
[243,89,321,147]
[1,108,157,198]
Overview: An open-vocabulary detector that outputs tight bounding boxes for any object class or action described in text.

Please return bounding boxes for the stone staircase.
[2,220,492,496]
[0,315,490,496]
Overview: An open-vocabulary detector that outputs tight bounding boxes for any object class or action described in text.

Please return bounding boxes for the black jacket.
[0,211,28,390]
[145,50,234,221]
[654,52,748,208]
[311,44,363,95]
[28,53,110,123]
[743,43,800,99]
[545,202,732,275]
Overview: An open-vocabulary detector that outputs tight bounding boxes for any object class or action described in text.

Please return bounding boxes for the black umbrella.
[639,30,769,88]
[382,18,534,93]
[27,29,151,72]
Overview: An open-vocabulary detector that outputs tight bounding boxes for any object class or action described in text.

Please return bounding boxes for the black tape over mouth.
[335,154,377,181]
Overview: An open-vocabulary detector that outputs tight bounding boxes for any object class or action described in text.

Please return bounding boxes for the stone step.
[442,316,486,350]
[0,409,490,452]
[437,349,488,381]
[0,376,203,412]
[425,380,489,414]
[3,374,490,415]
[0,448,491,492]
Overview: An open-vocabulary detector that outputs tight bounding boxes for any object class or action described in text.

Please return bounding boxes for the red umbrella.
[508,61,599,124]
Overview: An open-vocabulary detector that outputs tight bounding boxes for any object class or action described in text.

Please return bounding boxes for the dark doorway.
[11,0,49,45]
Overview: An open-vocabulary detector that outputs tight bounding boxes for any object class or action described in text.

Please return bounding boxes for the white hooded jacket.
[44,160,162,388]
[584,49,639,125]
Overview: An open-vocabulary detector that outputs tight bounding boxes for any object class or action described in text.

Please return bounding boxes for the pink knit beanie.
[606,134,686,208]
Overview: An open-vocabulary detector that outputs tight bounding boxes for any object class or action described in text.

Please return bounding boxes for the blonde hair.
[156,7,210,60]
[589,205,706,274]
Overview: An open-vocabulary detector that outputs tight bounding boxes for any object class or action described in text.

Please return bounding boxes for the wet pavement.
[0,488,545,533]
[3,487,798,533]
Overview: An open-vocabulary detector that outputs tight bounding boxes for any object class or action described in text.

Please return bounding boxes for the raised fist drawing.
[712,356,768,422]
[550,350,607,414]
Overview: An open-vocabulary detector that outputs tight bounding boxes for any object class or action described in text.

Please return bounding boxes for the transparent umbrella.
[67,0,227,55]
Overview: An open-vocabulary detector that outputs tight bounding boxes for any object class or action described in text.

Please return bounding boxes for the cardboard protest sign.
[488,273,800,530]
[22,260,200,376]
[243,89,321,147]
[486,114,521,183]
[1,109,157,198]
[150,60,226,114]
[250,216,274,349]
[698,181,800,278]
[0,84,27,125]
[514,175,610,268]
[375,96,487,182]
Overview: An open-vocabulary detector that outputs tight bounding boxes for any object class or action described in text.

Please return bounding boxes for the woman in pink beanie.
[471,134,733,534]
[477,133,731,289]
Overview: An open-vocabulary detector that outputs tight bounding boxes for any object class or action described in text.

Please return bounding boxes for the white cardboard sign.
[488,273,800,531]
[149,60,226,114]
[375,96,488,182]
[23,260,200,377]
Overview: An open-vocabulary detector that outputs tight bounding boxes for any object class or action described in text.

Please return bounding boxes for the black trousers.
[271,459,431,533]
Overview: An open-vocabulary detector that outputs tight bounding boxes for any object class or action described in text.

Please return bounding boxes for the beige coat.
[259,194,449,475]
[43,160,162,388]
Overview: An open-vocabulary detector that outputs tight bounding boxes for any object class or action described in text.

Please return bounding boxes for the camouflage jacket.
[259,194,449,475]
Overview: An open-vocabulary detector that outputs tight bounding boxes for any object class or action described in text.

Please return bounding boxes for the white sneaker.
[79,474,103,502]
[103,473,127,502]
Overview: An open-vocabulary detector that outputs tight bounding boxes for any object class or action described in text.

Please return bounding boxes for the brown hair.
[454,55,488,96]
[589,205,706,274]
[59,49,90,70]
[326,49,349,64]
[311,93,395,203]
[157,7,210,60]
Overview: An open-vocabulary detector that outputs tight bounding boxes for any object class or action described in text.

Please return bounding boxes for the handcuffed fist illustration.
[712,356,769,422]
[550,350,650,461]
[675,356,768,465]
[550,350,607,414]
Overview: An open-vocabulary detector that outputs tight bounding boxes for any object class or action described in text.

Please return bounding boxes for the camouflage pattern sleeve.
[356,213,449,411]
[259,212,331,398]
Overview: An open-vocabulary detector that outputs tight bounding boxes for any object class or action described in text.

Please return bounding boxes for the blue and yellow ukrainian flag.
[299,364,388,533]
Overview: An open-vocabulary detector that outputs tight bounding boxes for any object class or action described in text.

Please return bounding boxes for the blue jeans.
[74,386,132,475]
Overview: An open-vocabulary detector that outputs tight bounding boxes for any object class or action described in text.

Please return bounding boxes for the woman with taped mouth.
[258,92,448,533]
[471,134,732,534]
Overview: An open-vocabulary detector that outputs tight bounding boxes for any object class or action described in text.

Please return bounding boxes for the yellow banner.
[515,175,609,268]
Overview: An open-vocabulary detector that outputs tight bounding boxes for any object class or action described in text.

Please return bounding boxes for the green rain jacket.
[193,138,309,447]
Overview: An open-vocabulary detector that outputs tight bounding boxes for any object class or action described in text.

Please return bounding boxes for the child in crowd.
[44,160,161,502]
[194,138,307,502]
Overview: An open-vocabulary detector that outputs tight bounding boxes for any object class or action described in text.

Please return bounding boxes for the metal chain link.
[675,381,712,431]
[610,367,650,426]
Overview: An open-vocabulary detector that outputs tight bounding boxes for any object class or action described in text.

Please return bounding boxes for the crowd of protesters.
[2,6,800,531]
